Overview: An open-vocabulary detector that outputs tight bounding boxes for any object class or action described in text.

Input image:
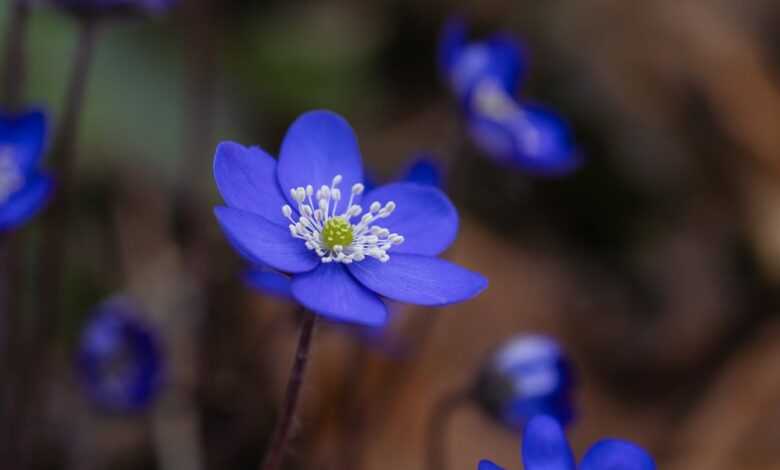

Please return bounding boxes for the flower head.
[439,19,581,176]
[439,17,526,103]
[479,414,655,470]
[214,110,486,326]
[475,335,574,431]
[76,296,164,413]
[50,0,175,17]
[0,109,53,231]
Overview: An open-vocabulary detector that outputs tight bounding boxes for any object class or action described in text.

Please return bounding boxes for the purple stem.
[261,310,317,470]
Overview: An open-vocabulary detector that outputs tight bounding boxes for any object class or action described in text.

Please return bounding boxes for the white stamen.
[283,174,404,264]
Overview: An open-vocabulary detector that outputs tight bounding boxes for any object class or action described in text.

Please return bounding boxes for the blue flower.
[475,335,574,431]
[50,0,175,16]
[439,18,581,176]
[243,153,444,301]
[0,109,53,231]
[76,296,164,413]
[438,17,526,103]
[479,414,655,470]
[214,110,486,326]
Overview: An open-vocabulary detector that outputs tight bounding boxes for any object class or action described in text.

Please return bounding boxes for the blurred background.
[3,0,780,469]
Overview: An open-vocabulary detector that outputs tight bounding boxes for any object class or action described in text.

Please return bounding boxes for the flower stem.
[2,0,29,109]
[37,16,98,337]
[261,310,317,470]
[425,387,471,470]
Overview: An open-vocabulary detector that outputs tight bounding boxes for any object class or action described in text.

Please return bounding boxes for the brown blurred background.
[5,0,780,469]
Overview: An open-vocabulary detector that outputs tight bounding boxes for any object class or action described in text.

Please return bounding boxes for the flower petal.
[213,141,288,225]
[214,206,319,273]
[277,110,363,206]
[363,182,457,256]
[243,267,293,300]
[347,254,487,306]
[0,173,53,231]
[398,155,442,188]
[438,17,467,75]
[521,415,576,470]
[478,460,504,470]
[291,263,388,326]
[579,440,655,470]
[0,108,47,173]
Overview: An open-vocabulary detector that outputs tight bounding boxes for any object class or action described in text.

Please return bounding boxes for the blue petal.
[0,173,53,231]
[398,154,442,188]
[277,110,363,206]
[347,254,487,306]
[449,35,526,101]
[213,141,288,225]
[478,460,504,470]
[214,206,319,273]
[243,267,293,300]
[363,182,458,256]
[579,440,655,470]
[290,263,388,326]
[522,415,576,470]
[468,101,581,176]
[438,17,467,76]
[0,108,47,173]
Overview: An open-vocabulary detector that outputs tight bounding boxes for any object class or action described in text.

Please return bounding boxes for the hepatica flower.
[77,296,164,412]
[214,110,486,326]
[475,335,574,431]
[0,109,53,231]
[439,18,581,176]
[479,415,655,470]
[243,153,444,301]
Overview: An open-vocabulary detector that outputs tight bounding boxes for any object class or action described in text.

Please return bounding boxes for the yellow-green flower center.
[321,217,354,249]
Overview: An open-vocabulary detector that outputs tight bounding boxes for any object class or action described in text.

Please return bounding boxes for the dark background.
[4,0,780,469]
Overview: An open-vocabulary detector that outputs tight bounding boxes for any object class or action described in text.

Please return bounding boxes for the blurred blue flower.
[50,0,175,16]
[0,109,53,231]
[77,296,164,413]
[214,110,486,326]
[438,17,526,103]
[474,335,574,431]
[438,18,581,176]
[243,153,444,301]
[479,414,655,470]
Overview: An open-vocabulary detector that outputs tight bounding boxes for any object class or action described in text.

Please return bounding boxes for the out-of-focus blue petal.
[213,141,288,226]
[579,440,656,470]
[214,206,319,274]
[77,297,163,413]
[0,173,53,231]
[290,263,388,326]
[476,335,574,431]
[277,110,363,207]
[478,460,504,470]
[438,17,467,76]
[243,267,293,300]
[348,254,487,306]
[363,182,458,256]
[398,155,442,188]
[468,89,581,176]
[522,415,576,470]
[0,108,47,173]
[52,0,175,15]
[440,22,527,100]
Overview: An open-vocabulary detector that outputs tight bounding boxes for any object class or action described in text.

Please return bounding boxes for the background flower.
[0,109,53,231]
[76,296,164,413]
[214,110,487,326]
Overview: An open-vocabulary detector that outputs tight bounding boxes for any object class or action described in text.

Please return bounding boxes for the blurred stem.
[2,0,29,109]
[261,310,317,470]
[37,16,98,338]
[425,388,471,470]
[17,17,98,464]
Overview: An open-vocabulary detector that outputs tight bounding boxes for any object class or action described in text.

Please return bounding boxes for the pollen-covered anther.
[281,174,403,264]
